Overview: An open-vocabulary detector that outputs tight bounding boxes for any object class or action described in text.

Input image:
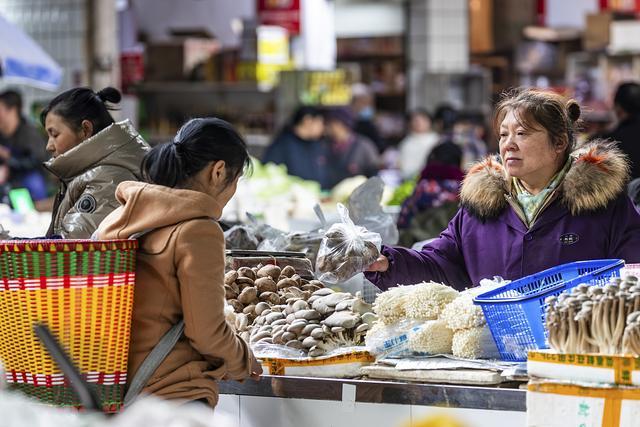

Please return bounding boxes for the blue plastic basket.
[473,259,624,362]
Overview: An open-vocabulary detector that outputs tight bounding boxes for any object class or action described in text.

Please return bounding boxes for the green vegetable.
[386,178,417,206]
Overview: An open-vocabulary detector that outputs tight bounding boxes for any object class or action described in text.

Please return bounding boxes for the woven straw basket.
[0,239,137,412]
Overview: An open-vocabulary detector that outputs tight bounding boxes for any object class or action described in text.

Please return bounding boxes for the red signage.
[257,0,301,35]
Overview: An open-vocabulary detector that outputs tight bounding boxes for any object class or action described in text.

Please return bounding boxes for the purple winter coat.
[366,141,640,291]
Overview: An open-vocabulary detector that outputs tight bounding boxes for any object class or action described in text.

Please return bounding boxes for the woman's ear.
[80,120,94,140]
[210,160,227,186]
[554,137,569,155]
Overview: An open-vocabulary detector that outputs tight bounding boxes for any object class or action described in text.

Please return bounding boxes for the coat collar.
[44,119,145,180]
[460,140,630,220]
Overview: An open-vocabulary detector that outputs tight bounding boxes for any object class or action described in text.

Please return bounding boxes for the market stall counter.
[217,375,526,427]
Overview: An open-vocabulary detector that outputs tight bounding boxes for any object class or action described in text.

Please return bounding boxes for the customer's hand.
[366,255,389,272]
[250,356,263,381]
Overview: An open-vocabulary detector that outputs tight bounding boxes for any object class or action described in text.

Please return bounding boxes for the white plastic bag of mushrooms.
[315,203,382,285]
[545,275,640,355]
[224,263,377,376]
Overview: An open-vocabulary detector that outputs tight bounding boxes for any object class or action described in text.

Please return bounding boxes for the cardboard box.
[584,12,636,51]
[585,13,613,51]
[527,380,640,427]
[145,38,220,81]
[528,350,640,386]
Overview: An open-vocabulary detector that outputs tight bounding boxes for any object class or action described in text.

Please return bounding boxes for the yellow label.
[528,382,640,427]
[261,351,374,376]
[529,351,638,385]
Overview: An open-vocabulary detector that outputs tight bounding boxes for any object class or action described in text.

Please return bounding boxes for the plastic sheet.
[347,177,398,245]
[224,225,259,250]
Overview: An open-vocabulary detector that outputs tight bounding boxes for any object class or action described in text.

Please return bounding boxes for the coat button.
[525,234,533,241]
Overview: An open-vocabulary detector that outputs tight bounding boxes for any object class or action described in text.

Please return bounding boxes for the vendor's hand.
[366,255,389,272]
[250,356,263,381]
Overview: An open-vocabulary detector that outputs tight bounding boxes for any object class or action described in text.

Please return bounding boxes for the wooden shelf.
[133,81,271,94]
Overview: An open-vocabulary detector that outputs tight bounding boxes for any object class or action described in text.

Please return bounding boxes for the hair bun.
[567,100,581,122]
[96,87,122,104]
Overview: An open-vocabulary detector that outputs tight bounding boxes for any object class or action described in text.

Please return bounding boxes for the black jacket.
[0,118,48,180]
[605,115,640,179]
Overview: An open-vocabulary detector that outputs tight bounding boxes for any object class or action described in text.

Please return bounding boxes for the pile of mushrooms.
[248,288,377,357]
[546,276,640,354]
[225,264,324,333]
[622,312,640,355]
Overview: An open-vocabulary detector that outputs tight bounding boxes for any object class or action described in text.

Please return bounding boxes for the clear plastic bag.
[315,204,382,284]
[365,319,424,358]
[282,231,324,266]
[347,176,399,245]
[256,204,326,266]
[224,225,259,250]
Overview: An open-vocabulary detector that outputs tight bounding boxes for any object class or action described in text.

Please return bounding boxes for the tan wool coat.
[97,181,254,406]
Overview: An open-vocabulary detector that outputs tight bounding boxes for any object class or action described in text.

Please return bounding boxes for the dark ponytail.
[142,117,251,188]
[40,86,121,135]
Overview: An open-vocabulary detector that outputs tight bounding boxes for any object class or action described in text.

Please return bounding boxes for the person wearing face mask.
[40,86,150,238]
[262,106,332,189]
[325,107,380,188]
[365,88,640,291]
[96,118,262,407]
[351,83,386,153]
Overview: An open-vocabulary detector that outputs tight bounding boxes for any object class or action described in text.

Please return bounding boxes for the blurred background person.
[325,107,380,188]
[0,89,50,201]
[605,82,640,179]
[262,105,332,189]
[396,142,464,247]
[397,108,439,180]
[351,83,386,153]
[452,111,489,169]
[432,104,459,135]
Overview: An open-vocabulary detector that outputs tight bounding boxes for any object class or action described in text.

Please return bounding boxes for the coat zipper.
[46,181,68,237]
[528,188,561,228]
[505,194,529,227]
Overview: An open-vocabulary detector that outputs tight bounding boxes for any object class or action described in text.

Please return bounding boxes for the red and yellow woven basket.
[0,239,137,412]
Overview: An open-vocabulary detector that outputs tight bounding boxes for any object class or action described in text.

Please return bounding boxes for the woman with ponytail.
[96,118,261,407]
[365,88,640,291]
[41,86,150,238]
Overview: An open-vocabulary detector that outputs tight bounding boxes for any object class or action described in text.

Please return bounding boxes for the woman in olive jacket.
[41,87,150,238]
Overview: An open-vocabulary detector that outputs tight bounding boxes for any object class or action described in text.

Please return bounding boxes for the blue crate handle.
[473,259,624,304]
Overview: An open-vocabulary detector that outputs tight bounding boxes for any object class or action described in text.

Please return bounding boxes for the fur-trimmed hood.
[460,140,630,220]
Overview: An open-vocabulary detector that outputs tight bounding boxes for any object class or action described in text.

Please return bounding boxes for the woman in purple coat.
[366,89,640,291]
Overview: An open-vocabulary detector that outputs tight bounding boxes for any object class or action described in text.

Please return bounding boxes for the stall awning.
[0,13,62,90]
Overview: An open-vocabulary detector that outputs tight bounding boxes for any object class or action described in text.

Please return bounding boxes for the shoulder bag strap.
[123,320,185,406]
